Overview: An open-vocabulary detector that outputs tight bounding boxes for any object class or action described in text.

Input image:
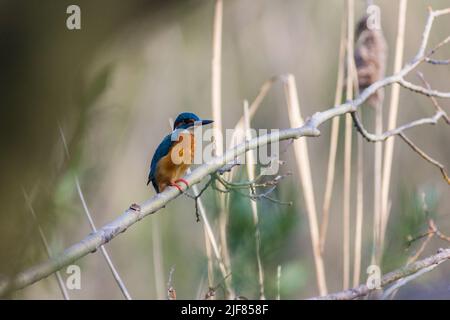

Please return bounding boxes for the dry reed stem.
[204,227,215,290]
[189,178,230,289]
[343,0,355,290]
[372,105,383,265]
[211,0,223,156]
[284,74,328,296]
[220,77,279,298]
[380,0,408,258]
[353,11,388,268]
[320,15,346,253]
[352,74,364,288]
[243,101,265,300]
[151,216,165,299]
[353,133,364,287]
[211,0,234,298]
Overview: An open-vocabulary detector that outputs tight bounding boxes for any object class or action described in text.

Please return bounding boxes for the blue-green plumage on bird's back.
[147,112,213,193]
[147,134,173,193]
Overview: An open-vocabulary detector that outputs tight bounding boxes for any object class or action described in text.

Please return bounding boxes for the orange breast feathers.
[154,132,195,192]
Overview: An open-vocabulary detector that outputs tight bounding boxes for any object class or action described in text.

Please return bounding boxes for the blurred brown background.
[0,0,449,299]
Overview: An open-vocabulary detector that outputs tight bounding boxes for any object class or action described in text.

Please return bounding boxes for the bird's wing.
[148,134,174,189]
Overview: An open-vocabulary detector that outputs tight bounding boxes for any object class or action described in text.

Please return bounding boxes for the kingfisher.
[147,112,213,193]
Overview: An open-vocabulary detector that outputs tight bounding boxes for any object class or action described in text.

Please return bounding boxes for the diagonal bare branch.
[23,189,70,300]
[59,126,132,300]
[310,248,450,300]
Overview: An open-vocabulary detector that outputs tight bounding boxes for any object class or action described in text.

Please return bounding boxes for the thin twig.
[388,192,432,300]
[416,72,450,124]
[203,273,231,300]
[214,171,292,206]
[381,263,439,299]
[351,112,449,184]
[399,134,450,184]
[228,76,281,149]
[425,57,450,65]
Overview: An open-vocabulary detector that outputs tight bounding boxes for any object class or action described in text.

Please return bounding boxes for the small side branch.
[352,111,447,142]
[399,134,450,184]
[351,112,449,185]
[407,219,450,249]
[426,58,450,65]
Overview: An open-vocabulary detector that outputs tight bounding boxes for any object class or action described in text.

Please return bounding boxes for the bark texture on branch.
[309,248,450,300]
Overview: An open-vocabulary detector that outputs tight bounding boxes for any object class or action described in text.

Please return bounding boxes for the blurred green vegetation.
[383,185,438,272]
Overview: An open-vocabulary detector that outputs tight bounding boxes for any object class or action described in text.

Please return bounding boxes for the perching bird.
[147,112,213,193]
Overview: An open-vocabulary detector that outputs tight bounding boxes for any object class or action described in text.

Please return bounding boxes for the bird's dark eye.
[175,119,194,128]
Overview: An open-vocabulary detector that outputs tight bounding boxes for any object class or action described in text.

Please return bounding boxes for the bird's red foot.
[129,203,141,212]
[174,178,189,189]
[169,182,184,192]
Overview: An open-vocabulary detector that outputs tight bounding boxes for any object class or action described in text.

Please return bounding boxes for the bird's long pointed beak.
[201,119,213,126]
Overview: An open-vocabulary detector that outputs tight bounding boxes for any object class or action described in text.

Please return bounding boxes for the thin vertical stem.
[189,178,230,290]
[285,74,328,296]
[59,125,132,300]
[372,101,383,264]
[152,216,165,300]
[320,15,346,252]
[211,0,223,155]
[380,0,408,259]
[343,0,355,290]
[351,45,364,288]
[23,189,70,300]
[353,133,364,286]
[75,179,132,300]
[276,265,282,300]
[211,0,234,298]
[189,176,217,296]
[204,227,215,290]
[244,101,265,300]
